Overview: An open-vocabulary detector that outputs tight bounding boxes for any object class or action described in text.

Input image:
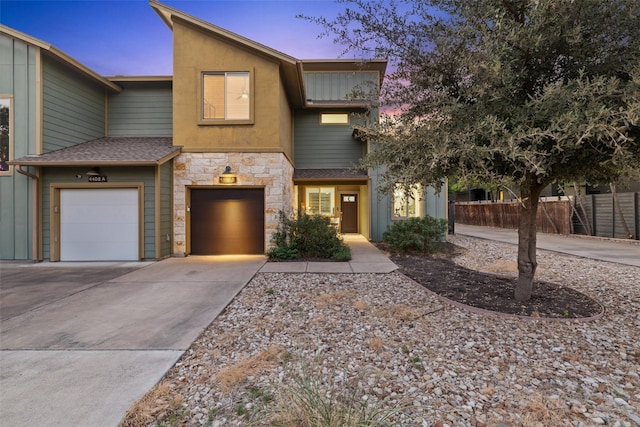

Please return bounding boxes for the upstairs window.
[201,71,251,122]
[320,113,349,125]
[392,184,423,220]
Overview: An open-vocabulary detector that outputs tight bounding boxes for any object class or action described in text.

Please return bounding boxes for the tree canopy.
[307,0,640,300]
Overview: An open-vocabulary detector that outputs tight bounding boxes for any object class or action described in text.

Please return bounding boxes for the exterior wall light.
[219,165,237,184]
[86,167,101,176]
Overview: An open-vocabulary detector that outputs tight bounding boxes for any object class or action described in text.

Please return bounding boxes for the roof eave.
[149,1,298,65]
[10,160,165,167]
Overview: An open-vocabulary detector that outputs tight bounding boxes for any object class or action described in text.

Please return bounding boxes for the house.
[1,1,447,262]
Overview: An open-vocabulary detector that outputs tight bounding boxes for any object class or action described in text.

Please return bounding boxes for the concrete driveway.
[0,255,265,427]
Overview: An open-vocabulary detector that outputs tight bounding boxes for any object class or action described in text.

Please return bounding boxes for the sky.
[0,0,349,76]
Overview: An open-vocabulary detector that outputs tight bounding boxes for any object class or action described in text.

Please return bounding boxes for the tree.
[305,0,640,301]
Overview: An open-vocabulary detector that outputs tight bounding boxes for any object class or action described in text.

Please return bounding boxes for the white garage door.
[60,188,139,261]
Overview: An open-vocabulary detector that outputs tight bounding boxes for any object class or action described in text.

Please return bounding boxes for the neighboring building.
[2,1,447,262]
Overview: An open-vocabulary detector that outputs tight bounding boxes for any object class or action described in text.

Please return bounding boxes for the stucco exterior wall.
[172,21,292,159]
[172,152,294,255]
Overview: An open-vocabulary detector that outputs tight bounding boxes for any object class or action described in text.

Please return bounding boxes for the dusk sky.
[0,0,349,76]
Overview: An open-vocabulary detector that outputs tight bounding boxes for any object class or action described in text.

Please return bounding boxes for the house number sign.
[88,175,108,182]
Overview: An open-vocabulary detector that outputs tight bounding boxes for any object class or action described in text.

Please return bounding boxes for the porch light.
[86,167,101,176]
[219,165,237,184]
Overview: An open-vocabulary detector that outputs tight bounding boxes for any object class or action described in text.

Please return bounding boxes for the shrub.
[267,211,351,261]
[382,215,447,254]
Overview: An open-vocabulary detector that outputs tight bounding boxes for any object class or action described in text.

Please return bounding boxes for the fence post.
[448,200,455,234]
[633,193,640,240]
[591,195,596,236]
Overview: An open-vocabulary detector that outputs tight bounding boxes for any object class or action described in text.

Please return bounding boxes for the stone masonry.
[173,152,294,255]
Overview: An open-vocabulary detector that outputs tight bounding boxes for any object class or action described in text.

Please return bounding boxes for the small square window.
[392,184,423,220]
[202,71,250,121]
[306,187,335,216]
[320,113,349,125]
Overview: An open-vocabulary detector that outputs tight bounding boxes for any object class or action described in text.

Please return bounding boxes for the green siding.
[108,81,172,136]
[304,72,378,102]
[42,55,105,151]
[159,161,172,257]
[294,109,365,168]
[369,167,448,242]
[41,167,157,260]
[0,34,37,259]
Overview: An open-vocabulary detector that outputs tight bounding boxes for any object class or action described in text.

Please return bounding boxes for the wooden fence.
[455,192,639,240]
[455,200,572,234]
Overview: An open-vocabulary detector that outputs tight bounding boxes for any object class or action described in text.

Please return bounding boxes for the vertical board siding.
[159,161,172,257]
[294,110,365,168]
[304,72,378,102]
[42,167,157,260]
[0,34,37,259]
[577,193,639,240]
[108,81,173,136]
[42,55,105,151]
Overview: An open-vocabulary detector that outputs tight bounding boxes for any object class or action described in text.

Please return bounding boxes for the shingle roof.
[10,137,180,166]
[293,168,369,181]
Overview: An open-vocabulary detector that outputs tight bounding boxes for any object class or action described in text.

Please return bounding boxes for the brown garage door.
[190,188,265,255]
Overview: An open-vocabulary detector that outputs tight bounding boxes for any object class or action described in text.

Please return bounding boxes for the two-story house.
[1,1,447,262]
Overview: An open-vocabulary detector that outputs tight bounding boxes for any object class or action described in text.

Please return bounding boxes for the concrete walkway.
[0,235,393,427]
[455,223,640,267]
[259,234,398,273]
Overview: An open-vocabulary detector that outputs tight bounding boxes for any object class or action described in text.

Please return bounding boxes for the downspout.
[16,165,41,261]
[16,164,38,180]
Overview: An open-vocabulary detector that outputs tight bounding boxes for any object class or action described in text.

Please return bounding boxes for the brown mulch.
[388,244,603,319]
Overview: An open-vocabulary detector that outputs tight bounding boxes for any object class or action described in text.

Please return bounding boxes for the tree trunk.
[515,183,543,302]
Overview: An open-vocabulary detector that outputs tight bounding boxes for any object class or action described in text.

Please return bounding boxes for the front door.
[340,194,358,233]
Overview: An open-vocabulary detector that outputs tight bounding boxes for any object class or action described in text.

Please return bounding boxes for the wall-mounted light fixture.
[219,165,237,184]
[86,167,101,176]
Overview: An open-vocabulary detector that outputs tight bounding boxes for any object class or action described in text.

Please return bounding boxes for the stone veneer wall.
[173,152,294,255]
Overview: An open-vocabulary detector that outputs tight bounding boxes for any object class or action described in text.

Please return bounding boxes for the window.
[306,187,335,216]
[0,96,11,175]
[320,113,349,125]
[392,184,423,220]
[202,71,250,121]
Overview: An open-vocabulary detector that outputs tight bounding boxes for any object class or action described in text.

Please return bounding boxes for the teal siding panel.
[304,72,378,102]
[159,161,172,257]
[144,182,155,258]
[369,167,448,242]
[425,186,447,219]
[108,81,172,136]
[0,34,37,259]
[42,55,105,151]
[41,167,156,260]
[294,110,365,168]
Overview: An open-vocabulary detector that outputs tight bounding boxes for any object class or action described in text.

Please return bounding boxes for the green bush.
[382,215,448,254]
[267,211,351,261]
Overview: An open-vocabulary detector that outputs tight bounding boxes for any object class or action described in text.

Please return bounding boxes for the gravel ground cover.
[128,235,639,427]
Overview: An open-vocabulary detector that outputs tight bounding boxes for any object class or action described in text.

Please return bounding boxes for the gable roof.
[0,25,122,93]
[150,0,305,107]
[10,137,180,167]
[148,1,387,109]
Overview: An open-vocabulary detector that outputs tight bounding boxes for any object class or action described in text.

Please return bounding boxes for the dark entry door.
[340,194,358,233]
[190,188,264,255]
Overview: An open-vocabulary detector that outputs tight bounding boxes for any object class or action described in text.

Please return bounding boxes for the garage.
[60,188,140,261]
[190,188,264,255]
